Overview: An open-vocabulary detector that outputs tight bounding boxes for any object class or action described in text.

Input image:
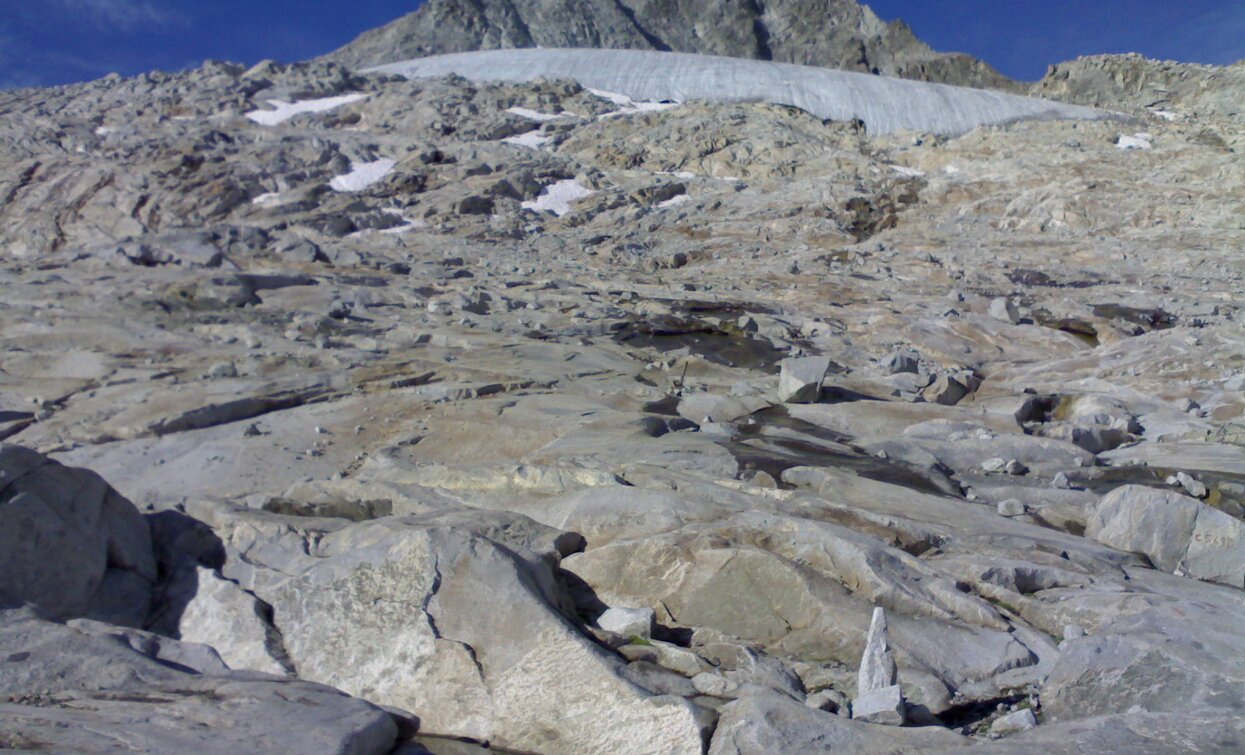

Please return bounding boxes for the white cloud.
[54,0,174,30]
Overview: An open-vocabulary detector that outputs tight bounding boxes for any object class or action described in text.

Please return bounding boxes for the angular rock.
[882,350,920,375]
[851,684,906,725]
[621,661,699,697]
[857,607,898,696]
[778,356,831,404]
[989,297,1021,324]
[992,707,1038,735]
[922,374,971,406]
[997,499,1027,517]
[805,689,847,715]
[1041,605,1245,723]
[597,606,656,639]
[618,639,712,678]
[1168,471,1208,499]
[164,566,292,677]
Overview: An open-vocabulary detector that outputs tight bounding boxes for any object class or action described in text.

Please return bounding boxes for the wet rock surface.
[0,40,1243,754]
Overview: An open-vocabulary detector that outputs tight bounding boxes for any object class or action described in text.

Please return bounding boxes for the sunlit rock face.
[1,18,1243,753]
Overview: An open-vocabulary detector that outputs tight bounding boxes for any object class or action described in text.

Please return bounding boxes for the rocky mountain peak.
[326,0,1018,91]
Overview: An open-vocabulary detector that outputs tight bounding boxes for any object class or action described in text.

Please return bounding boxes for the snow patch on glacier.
[370,49,1115,136]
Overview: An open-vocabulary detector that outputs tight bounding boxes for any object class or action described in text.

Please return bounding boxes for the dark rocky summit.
[326,0,1018,91]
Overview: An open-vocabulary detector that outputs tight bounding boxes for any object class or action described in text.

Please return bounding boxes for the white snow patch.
[891,165,926,178]
[588,88,634,106]
[251,192,283,207]
[379,222,423,235]
[506,106,573,121]
[94,126,114,137]
[351,208,427,236]
[329,158,397,192]
[246,93,370,126]
[521,179,594,217]
[1117,133,1152,150]
[943,165,961,175]
[503,130,551,149]
[380,207,428,233]
[588,88,679,117]
[658,194,691,208]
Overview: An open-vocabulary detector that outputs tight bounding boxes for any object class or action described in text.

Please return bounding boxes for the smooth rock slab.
[986,711,1245,754]
[709,695,962,754]
[1041,606,1245,722]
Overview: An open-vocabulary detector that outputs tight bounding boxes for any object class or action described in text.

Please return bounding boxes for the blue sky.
[1,0,1242,90]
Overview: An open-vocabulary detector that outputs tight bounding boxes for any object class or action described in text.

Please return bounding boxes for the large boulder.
[176,500,713,753]
[0,444,156,626]
[0,607,398,754]
[1087,485,1245,588]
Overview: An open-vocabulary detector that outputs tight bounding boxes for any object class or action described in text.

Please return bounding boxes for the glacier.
[369,48,1115,136]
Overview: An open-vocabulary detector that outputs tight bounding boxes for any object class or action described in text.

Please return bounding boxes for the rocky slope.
[1,49,1244,753]
[327,0,1018,91]
[1032,53,1245,123]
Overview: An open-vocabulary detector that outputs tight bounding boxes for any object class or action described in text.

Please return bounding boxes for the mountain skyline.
[0,0,1242,90]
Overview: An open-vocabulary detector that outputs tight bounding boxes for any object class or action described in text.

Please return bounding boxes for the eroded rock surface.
[1,34,1243,753]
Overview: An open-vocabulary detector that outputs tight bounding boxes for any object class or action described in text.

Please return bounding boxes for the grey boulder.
[0,444,156,627]
[0,607,398,755]
[778,356,832,404]
[1086,485,1245,588]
